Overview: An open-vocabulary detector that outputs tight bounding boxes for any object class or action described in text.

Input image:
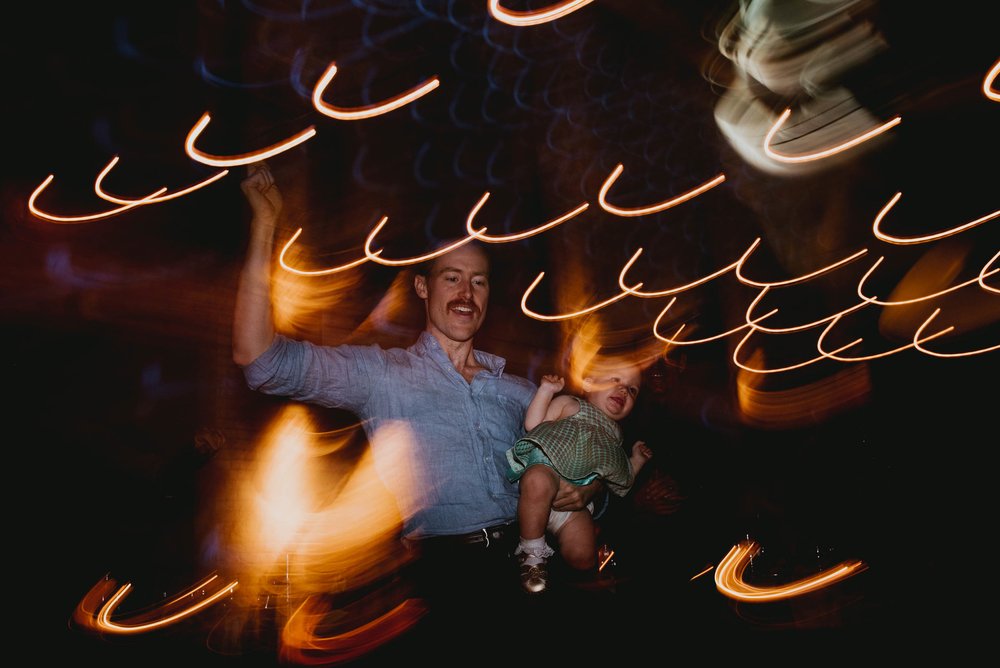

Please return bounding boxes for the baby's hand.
[632,440,653,463]
[539,374,565,393]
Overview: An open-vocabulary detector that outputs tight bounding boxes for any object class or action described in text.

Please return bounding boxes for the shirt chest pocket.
[481,394,526,444]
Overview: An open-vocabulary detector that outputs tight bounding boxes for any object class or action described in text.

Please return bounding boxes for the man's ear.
[582,376,594,392]
[414,273,428,299]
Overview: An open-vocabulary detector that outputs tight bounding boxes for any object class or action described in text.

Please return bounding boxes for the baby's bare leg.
[555,510,596,571]
[518,465,559,540]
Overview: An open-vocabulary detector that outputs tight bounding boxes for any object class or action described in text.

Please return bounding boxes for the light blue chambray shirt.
[243,331,537,538]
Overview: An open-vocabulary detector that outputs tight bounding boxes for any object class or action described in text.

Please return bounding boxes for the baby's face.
[584,364,641,421]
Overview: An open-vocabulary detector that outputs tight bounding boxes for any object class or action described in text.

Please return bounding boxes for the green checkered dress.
[505,397,633,496]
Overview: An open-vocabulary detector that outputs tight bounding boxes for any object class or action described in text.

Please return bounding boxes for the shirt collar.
[412,330,507,377]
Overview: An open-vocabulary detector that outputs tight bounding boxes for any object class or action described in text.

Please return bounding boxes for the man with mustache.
[233,162,602,635]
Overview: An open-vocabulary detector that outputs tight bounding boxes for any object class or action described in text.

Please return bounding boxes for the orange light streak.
[598,549,615,572]
[93,156,229,204]
[984,58,1000,102]
[912,308,1000,357]
[763,107,901,163]
[312,63,440,121]
[856,255,1000,306]
[364,217,485,266]
[619,239,762,298]
[185,112,317,167]
[690,565,714,581]
[714,540,866,602]
[280,597,428,665]
[29,174,167,223]
[737,355,872,428]
[815,308,952,362]
[597,163,725,217]
[77,574,238,634]
[488,0,593,27]
[466,191,589,242]
[520,271,641,321]
[981,250,1000,294]
[872,192,1000,245]
[653,296,778,346]
[736,247,869,288]
[278,227,377,276]
[744,286,875,335]
[732,326,858,374]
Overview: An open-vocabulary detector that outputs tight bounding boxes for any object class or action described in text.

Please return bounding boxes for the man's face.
[414,243,490,345]
[584,364,641,421]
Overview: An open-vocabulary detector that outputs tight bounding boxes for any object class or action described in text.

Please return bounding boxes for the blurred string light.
[762,107,901,164]
[31,148,996,370]
[984,58,1000,102]
[27,3,997,372]
[29,175,166,223]
[857,255,999,307]
[714,539,866,603]
[981,250,1000,295]
[487,0,593,27]
[73,574,238,635]
[914,308,1000,356]
[311,62,440,120]
[597,163,726,217]
[185,112,317,168]
[872,192,1000,245]
[93,156,230,204]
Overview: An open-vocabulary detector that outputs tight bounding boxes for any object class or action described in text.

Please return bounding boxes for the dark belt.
[418,523,515,550]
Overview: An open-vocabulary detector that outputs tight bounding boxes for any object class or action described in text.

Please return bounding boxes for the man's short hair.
[413,238,491,278]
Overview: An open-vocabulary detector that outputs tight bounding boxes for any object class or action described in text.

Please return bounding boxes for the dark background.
[4,1,997,662]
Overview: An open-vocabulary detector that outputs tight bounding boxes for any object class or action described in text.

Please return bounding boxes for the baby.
[505,360,653,593]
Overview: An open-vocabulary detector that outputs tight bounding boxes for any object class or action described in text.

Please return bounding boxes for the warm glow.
[280,597,428,665]
[872,192,1000,245]
[598,163,725,217]
[737,351,872,428]
[714,539,866,602]
[185,112,317,167]
[764,107,901,163]
[488,0,594,27]
[312,62,440,120]
[224,406,419,617]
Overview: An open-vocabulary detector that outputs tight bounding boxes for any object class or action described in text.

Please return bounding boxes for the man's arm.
[233,163,281,367]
